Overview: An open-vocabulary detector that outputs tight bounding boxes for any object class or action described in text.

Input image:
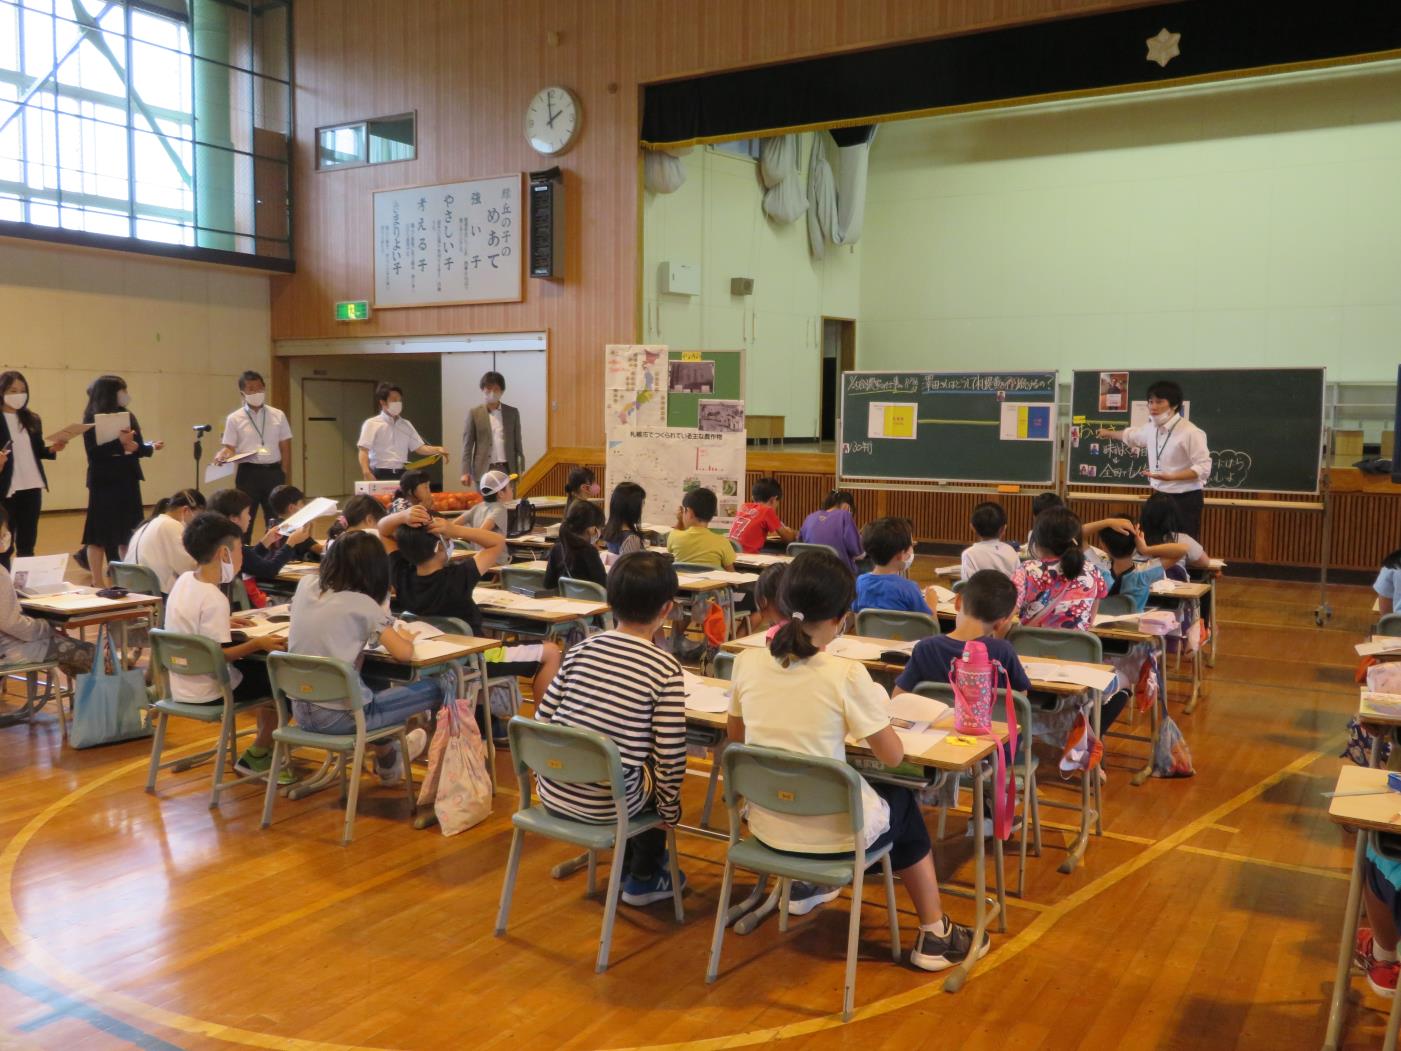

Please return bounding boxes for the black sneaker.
[909,919,990,972]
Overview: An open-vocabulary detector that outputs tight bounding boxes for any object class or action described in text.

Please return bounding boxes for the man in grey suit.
[461,370,526,488]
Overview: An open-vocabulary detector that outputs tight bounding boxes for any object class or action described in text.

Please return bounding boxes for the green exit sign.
[335,300,370,321]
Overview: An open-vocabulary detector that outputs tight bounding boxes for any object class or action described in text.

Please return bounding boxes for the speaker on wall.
[529,166,564,280]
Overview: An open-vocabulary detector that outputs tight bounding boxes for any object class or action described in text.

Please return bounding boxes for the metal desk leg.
[1323,828,1368,1051]
[944,759,989,993]
[1206,579,1217,669]
[1060,705,1097,874]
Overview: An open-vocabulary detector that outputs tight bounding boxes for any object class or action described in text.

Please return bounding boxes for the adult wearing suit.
[460,370,525,489]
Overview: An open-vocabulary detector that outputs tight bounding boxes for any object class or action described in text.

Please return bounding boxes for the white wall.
[0,239,270,510]
[859,63,1401,381]
[642,138,860,439]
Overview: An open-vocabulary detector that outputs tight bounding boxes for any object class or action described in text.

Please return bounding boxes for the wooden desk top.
[1149,581,1211,600]
[362,634,499,668]
[486,559,549,574]
[675,571,759,592]
[684,675,1005,772]
[733,552,793,569]
[1328,766,1401,833]
[21,590,162,618]
[473,588,609,623]
[274,561,320,584]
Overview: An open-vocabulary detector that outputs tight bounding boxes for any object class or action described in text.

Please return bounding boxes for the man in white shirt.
[1098,379,1212,539]
[214,370,293,540]
[356,381,448,481]
[460,370,525,489]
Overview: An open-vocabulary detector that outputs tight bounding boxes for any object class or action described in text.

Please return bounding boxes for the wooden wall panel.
[274,0,1159,448]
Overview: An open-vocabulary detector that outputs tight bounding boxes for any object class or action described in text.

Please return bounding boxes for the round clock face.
[525,86,580,155]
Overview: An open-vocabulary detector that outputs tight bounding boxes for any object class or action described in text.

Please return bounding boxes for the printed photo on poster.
[867,402,918,440]
[698,399,745,433]
[1098,371,1129,412]
[998,401,1054,442]
[668,360,715,393]
[1079,463,1098,478]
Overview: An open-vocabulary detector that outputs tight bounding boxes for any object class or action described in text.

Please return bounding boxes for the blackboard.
[1066,368,1326,494]
[838,371,1058,485]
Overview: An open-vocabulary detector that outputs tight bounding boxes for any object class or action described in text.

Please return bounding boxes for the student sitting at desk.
[460,470,514,568]
[1026,491,1063,549]
[267,485,323,561]
[1376,548,1401,616]
[563,466,600,514]
[165,512,287,781]
[1013,507,1106,631]
[1139,493,1210,570]
[324,495,389,549]
[665,488,735,570]
[728,549,989,970]
[544,499,607,590]
[601,481,648,558]
[384,516,561,704]
[0,506,93,676]
[728,477,797,555]
[1357,837,1401,997]
[852,517,940,615]
[534,551,688,906]
[961,502,1019,581]
[208,489,314,584]
[126,488,205,595]
[388,469,434,514]
[753,562,788,635]
[287,531,440,785]
[1082,518,1189,612]
[797,489,862,571]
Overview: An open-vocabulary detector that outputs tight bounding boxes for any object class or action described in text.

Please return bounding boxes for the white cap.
[480,470,516,496]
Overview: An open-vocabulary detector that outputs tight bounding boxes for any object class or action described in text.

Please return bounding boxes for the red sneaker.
[1368,959,1399,999]
[1357,928,1377,970]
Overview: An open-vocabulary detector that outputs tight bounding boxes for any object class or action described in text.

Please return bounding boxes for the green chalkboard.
[838,371,1058,485]
[666,350,743,429]
[1066,368,1326,494]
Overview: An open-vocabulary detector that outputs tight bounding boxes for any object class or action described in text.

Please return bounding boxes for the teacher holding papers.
[214,369,293,540]
[82,374,164,588]
[1097,379,1211,539]
[0,370,73,567]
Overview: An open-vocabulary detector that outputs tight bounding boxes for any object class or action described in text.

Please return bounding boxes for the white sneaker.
[786,882,841,916]
[405,727,428,762]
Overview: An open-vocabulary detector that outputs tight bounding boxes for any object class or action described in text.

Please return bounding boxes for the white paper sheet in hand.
[278,496,339,536]
[1022,658,1116,692]
[204,459,237,484]
[1358,637,1401,657]
[93,411,130,445]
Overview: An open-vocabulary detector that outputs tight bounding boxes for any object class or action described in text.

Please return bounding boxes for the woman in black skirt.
[82,375,164,587]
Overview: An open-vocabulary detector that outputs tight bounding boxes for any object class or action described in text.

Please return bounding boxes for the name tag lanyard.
[1153,416,1181,468]
[245,406,269,456]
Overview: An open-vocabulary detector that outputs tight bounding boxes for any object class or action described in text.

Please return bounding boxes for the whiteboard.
[372,174,523,308]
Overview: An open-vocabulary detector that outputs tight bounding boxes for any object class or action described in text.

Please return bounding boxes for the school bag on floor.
[418,694,492,835]
[1152,693,1195,778]
[69,625,152,749]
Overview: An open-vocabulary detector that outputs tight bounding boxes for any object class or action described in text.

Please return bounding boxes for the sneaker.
[785,882,841,916]
[964,815,1024,839]
[1369,959,1400,999]
[235,747,295,786]
[1357,928,1378,970]
[909,918,990,973]
[376,729,428,786]
[405,728,428,763]
[621,867,688,907]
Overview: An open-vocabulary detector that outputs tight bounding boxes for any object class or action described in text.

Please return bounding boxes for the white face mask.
[1150,408,1174,426]
[244,392,265,409]
[4,393,27,411]
[218,550,236,585]
[483,391,500,405]
[117,391,131,408]
[385,401,403,417]
[902,550,915,570]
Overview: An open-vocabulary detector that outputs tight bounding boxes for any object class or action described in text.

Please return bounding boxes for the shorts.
[485,643,544,681]
[759,782,932,872]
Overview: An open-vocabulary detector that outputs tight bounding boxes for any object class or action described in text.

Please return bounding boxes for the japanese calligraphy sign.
[372,174,523,307]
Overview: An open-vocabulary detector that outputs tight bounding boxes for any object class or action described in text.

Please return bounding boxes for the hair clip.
[791,611,805,621]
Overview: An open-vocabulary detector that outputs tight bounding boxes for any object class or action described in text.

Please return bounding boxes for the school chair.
[1097,594,1138,616]
[951,578,968,595]
[500,565,554,597]
[146,629,272,807]
[913,681,1039,897]
[495,716,684,973]
[261,651,419,845]
[0,656,68,740]
[729,537,743,553]
[786,541,840,559]
[110,561,164,625]
[558,576,615,632]
[854,608,938,642]
[706,743,901,1022]
[672,562,738,659]
[1381,613,1401,638]
[693,650,737,830]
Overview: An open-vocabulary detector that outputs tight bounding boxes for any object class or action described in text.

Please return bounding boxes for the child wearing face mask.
[214,370,292,539]
[125,489,206,595]
[852,517,941,615]
[355,381,448,482]
[544,498,607,589]
[163,512,286,778]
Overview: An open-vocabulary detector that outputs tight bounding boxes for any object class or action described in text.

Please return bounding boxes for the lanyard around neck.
[1154,415,1181,463]
[244,405,267,446]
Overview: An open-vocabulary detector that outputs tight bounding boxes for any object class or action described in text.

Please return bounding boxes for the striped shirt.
[533,631,687,825]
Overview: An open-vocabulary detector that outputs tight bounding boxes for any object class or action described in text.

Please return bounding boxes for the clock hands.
[546,89,558,128]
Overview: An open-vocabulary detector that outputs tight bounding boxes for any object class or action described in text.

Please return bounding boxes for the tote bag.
[69,625,152,749]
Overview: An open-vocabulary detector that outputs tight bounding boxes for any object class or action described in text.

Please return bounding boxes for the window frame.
[315,110,417,172]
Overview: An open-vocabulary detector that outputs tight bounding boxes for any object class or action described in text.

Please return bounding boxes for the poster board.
[1066,368,1326,494]
[838,371,1058,486]
[665,349,744,430]
[605,344,746,529]
[372,174,523,308]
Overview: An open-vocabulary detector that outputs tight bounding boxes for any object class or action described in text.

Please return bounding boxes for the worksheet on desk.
[683,671,732,714]
[365,637,468,662]
[1022,659,1117,692]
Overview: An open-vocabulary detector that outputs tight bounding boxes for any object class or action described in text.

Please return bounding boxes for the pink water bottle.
[951,640,995,735]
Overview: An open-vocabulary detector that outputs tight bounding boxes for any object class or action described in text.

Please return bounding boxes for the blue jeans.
[292,675,447,734]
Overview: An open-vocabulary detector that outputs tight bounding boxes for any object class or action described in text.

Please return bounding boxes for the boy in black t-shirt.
[893,569,1031,696]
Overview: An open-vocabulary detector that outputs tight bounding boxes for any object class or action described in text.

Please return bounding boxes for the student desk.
[1147,580,1211,713]
[472,587,609,642]
[1089,618,1172,787]
[1324,765,1401,1051]
[505,533,556,557]
[732,552,793,571]
[272,561,320,585]
[484,559,548,576]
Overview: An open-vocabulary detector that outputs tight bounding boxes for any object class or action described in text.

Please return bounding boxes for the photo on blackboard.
[698,399,745,433]
[669,360,715,393]
[1079,463,1098,478]
[1089,442,1101,456]
[1098,371,1129,412]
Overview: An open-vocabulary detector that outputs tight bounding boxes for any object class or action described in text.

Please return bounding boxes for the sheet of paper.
[1375,598,1383,614]
[1362,692,1401,718]
[277,496,339,536]
[998,401,1054,441]
[929,584,956,605]
[934,564,962,576]
[235,619,288,640]
[894,728,951,755]
[1207,558,1226,571]
[734,552,791,566]
[280,561,319,576]
[825,637,893,663]
[1093,612,1144,627]
[683,672,732,714]
[204,459,237,484]
[474,587,522,607]
[698,570,759,585]
[405,452,442,471]
[889,691,952,726]
[1358,638,1401,657]
[1022,658,1117,692]
[93,411,130,445]
[11,554,69,594]
[25,591,118,610]
[1150,579,1197,595]
[43,422,92,445]
[396,620,444,641]
[729,631,767,649]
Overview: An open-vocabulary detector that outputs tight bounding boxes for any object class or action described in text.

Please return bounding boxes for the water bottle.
[951,640,995,736]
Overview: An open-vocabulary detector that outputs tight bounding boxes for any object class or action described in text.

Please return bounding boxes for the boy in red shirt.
[728,477,797,554]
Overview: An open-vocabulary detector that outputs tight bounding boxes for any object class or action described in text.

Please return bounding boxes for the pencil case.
[1137,610,1178,635]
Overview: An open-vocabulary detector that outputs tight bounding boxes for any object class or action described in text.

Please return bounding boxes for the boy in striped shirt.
[534,551,688,906]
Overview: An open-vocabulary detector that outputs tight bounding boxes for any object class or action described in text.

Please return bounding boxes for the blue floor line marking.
[0,963,183,1050]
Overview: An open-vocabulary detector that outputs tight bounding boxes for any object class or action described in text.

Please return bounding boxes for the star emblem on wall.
[1146,27,1182,68]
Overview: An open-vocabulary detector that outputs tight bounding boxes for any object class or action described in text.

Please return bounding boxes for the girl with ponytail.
[727,549,990,970]
[1012,505,1107,630]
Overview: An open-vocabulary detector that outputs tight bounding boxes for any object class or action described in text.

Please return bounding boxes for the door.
[302,379,375,498]
[821,318,856,443]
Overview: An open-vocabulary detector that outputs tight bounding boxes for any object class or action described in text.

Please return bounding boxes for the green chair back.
[912,681,1031,749]
[786,542,839,559]
[402,612,473,636]
[1096,594,1138,617]
[558,577,608,603]
[721,743,863,823]
[507,716,625,806]
[729,538,743,553]
[1008,625,1103,664]
[672,561,718,574]
[854,608,938,642]
[150,629,229,686]
[1380,613,1401,638]
[111,560,161,596]
[950,578,967,595]
[500,566,553,596]
[711,650,735,681]
[267,652,363,713]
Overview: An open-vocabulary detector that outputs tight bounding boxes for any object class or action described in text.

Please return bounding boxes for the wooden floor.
[0,516,1385,1049]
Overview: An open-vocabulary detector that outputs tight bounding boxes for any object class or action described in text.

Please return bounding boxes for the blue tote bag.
[69,624,152,749]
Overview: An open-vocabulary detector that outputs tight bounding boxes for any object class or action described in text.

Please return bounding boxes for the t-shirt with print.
[287,574,394,724]
[666,525,735,569]
[1013,559,1107,631]
[728,502,782,554]
[729,647,891,852]
[164,571,241,702]
[895,635,1031,695]
[853,572,931,615]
